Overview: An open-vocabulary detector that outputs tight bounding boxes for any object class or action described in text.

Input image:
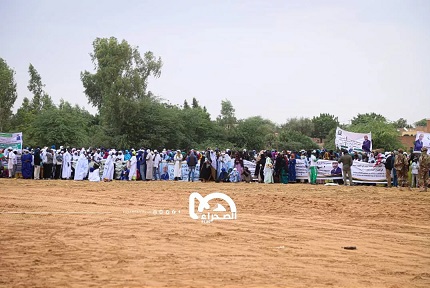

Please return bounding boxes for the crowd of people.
[0,145,429,191]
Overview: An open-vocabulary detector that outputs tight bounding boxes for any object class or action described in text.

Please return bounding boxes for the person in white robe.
[74,149,89,181]
[264,154,274,184]
[102,151,115,182]
[7,148,15,178]
[145,149,154,180]
[61,149,72,179]
[128,151,137,181]
[88,167,100,182]
[174,150,183,180]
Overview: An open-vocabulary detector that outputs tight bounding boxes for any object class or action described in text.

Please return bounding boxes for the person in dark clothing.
[338,149,353,186]
[384,152,394,188]
[199,155,212,182]
[273,153,284,183]
[33,148,42,180]
[186,150,198,182]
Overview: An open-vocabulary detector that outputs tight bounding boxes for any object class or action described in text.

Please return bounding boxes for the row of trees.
[0,37,425,152]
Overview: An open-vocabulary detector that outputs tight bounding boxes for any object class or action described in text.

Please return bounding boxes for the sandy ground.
[0,179,429,288]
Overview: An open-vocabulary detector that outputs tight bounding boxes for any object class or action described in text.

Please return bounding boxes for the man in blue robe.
[21,149,33,179]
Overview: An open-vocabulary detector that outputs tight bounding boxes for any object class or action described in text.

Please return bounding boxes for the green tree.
[0,58,18,131]
[216,99,237,129]
[31,100,92,147]
[192,97,199,109]
[414,118,427,127]
[179,104,219,149]
[234,116,277,150]
[278,130,319,151]
[311,113,338,142]
[393,118,411,129]
[9,64,54,145]
[80,37,163,147]
[351,113,386,126]
[281,117,314,137]
[183,99,190,109]
[27,63,54,112]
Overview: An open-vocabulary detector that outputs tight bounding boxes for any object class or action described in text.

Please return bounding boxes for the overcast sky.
[1,0,429,125]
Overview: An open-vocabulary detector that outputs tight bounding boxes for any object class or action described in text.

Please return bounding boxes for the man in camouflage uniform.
[394,149,410,189]
[419,147,430,192]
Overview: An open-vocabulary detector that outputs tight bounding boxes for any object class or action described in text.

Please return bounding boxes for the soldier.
[418,147,430,192]
[394,149,410,190]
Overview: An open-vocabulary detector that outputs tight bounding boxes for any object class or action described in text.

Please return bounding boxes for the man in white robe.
[128,151,137,181]
[102,151,115,181]
[74,149,89,181]
[62,149,72,179]
[174,150,183,181]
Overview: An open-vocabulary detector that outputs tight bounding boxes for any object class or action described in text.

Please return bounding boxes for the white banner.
[295,159,386,183]
[413,131,430,154]
[335,127,372,153]
[0,132,23,153]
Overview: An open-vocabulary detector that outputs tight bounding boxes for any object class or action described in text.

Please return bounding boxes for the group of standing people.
[1,145,429,191]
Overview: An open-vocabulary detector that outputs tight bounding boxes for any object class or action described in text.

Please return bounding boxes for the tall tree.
[80,37,162,147]
[0,58,18,131]
[217,99,237,129]
[9,64,54,145]
[27,63,54,112]
[311,113,338,142]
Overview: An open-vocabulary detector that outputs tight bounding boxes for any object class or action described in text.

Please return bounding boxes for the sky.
[1,0,429,125]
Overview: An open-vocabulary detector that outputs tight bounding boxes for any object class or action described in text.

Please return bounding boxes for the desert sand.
[1,179,429,288]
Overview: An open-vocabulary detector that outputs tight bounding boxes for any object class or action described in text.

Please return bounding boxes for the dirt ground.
[1,179,429,288]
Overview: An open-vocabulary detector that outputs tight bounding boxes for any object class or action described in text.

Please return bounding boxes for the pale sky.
[1,0,429,125]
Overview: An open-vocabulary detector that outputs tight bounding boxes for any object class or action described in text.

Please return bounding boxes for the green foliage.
[233,116,277,150]
[279,129,319,151]
[281,117,314,137]
[323,128,337,151]
[183,99,190,109]
[31,101,92,147]
[0,58,18,131]
[217,99,237,128]
[81,37,163,148]
[392,118,411,129]
[414,118,427,127]
[27,64,54,112]
[9,64,54,145]
[192,97,199,109]
[351,113,386,126]
[311,113,338,141]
